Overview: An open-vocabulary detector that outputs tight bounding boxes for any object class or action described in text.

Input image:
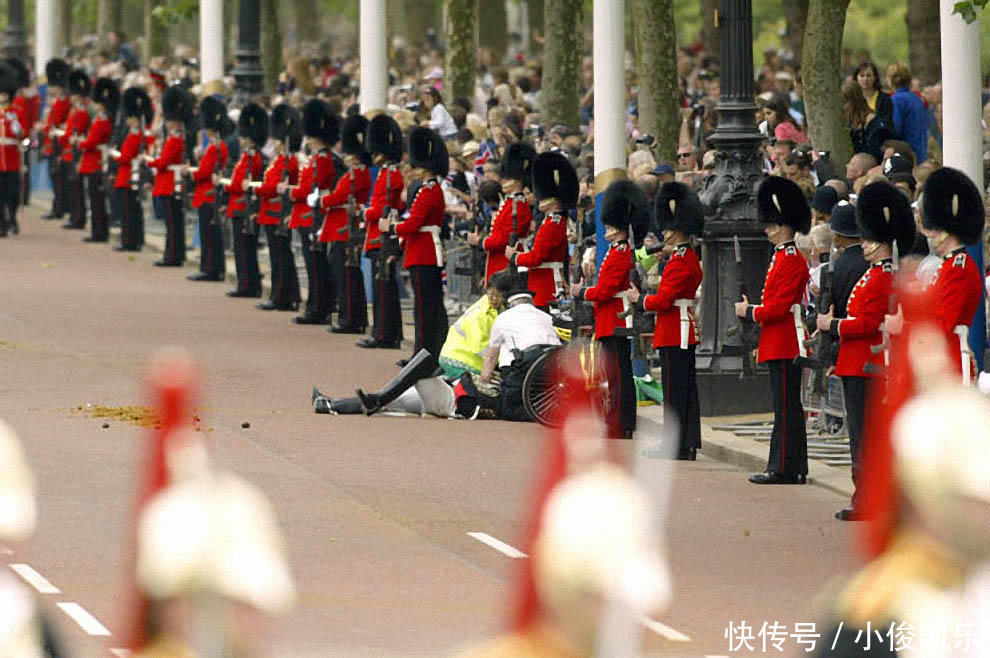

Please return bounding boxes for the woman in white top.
[422,87,458,139]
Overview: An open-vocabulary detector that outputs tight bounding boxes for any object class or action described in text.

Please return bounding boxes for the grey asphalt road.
[0,209,857,657]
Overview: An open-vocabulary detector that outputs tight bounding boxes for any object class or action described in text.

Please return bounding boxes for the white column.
[940,0,982,184]
[593,0,626,184]
[359,0,387,115]
[199,0,225,87]
[35,0,55,78]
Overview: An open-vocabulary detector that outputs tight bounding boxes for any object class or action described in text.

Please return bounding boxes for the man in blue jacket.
[887,62,928,163]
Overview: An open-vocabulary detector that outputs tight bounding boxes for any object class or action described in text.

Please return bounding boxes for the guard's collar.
[943,246,967,259]
[775,240,796,251]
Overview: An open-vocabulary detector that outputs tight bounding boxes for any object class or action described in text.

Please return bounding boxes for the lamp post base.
[697,370,771,417]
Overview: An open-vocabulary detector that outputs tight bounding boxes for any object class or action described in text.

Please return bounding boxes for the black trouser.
[766,359,808,476]
[339,247,368,330]
[48,155,62,216]
[265,225,300,308]
[0,171,16,234]
[86,173,109,241]
[599,335,636,438]
[66,163,85,228]
[841,375,869,506]
[327,241,346,319]
[117,187,143,250]
[159,194,185,264]
[370,251,403,344]
[408,264,447,358]
[19,167,28,209]
[231,217,261,294]
[659,345,702,456]
[198,204,224,278]
[497,363,529,421]
[298,227,330,319]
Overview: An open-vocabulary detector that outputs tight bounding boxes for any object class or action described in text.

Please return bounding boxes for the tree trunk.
[295,0,320,43]
[443,0,476,103]
[634,0,679,165]
[56,0,72,51]
[97,0,123,36]
[783,0,808,65]
[144,0,167,60]
[542,0,582,128]
[700,0,719,58]
[225,0,237,72]
[406,0,438,50]
[527,0,543,41]
[261,0,282,92]
[803,0,852,166]
[906,0,941,87]
[478,0,507,63]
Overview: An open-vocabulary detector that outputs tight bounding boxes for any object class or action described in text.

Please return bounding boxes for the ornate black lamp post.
[231,0,263,104]
[4,0,27,61]
[696,0,772,415]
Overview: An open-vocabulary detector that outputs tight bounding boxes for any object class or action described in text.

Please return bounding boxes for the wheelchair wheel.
[522,346,567,427]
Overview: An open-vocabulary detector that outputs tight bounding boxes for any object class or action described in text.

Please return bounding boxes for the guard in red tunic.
[291,100,338,325]
[256,103,301,311]
[223,103,267,296]
[508,199,568,310]
[643,182,704,459]
[111,86,153,252]
[7,58,35,215]
[816,181,915,521]
[571,177,649,440]
[186,95,228,280]
[78,77,117,243]
[735,176,811,484]
[381,127,448,359]
[41,58,70,221]
[919,167,985,385]
[144,86,191,267]
[61,69,90,231]
[359,114,405,349]
[0,63,22,238]
[477,142,534,283]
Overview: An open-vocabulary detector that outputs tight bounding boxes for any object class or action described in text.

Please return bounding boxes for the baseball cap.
[652,163,675,176]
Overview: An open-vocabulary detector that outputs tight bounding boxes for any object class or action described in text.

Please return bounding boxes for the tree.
[56,0,72,51]
[954,0,989,23]
[98,0,123,36]
[803,0,852,166]
[782,0,808,65]
[907,0,941,86]
[144,0,168,60]
[295,0,320,42]
[478,0,507,63]
[635,0,680,164]
[542,0,582,128]
[701,0,719,57]
[444,0,476,103]
[527,0,543,42]
[261,0,282,92]
[406,0,439,50]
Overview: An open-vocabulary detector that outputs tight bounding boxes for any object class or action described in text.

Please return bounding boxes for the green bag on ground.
[634,374,663,406]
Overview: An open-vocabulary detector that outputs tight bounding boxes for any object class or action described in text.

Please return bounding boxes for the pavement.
[1,204,861,658]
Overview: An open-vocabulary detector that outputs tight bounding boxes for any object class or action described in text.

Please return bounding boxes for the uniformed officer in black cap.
[827,201,870,335]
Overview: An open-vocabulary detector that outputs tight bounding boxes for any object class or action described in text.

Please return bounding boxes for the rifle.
[342,170,364,267]
[730,235,758,377]
[508,193,519,279]
[376,166,400,280]
[275,153,293,238]
[794,254,834,395]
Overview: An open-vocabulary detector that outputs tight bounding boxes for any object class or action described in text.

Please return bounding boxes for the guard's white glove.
[306,190,319,207]
[978,371,990,395]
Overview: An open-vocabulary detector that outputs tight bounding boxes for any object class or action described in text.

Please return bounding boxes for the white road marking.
[56,602,111,636]
[9,563,61,594]
[110,649,131,657]
[641,616,691,641]
[466,532,528,558]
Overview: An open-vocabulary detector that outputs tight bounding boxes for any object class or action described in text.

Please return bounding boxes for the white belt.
[167,165,185,193]
[792,304,806,358]
[614,290,633,330]
[954,324,973,386]
[533,261,565,297]
[674,299,695,350]
[0,137,19,145]
[419,225,444,266]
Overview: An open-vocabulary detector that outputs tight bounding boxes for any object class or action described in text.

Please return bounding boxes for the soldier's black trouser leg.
[766,359,808,476]
[659,345,702,456]
[599,335,636,439]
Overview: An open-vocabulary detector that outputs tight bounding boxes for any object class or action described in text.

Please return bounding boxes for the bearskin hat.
[408,127,448,176]
[122,86,153,124]
[601,179,651,248]
[68,69,91,98]
[45,58,69,88]
[0,63,18,98]
[238,103,269,146]
[856,181,916,256]
[532,151,578,208]
[922,167,985,245]
[499,142,536,182]
[655,181,704,237]
[288,127,303,154]
[341,114,369,155]
[302,99,338,145]
[5,58,28,93]
[199,96,226,132]
[368,114,402,163]
[92,77,120,118]
[757,175,811,234]
[161,85,192,122]
[270,103,300,143]
[220,113,236,140]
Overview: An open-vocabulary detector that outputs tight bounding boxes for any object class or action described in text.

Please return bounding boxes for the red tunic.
[932,248,983,377]
[0,105,24,172]
[581,240,633,339]
[318,165,371,242]
[77,115,112,174]
[59,107,89,162]
[750,241,809,363]
[147,133,185,197]
[483,193,532,282]
[288,150,335,229]
[190,141,227,207]
[41,97,70,155]
[257,153,298,225]
[835,261,892,377]
[364,164,404,252]
[644,245,702,348]
[114,131,146,189]
[224,150,263,218]
[394,178,445,267]
[513,211,568,307]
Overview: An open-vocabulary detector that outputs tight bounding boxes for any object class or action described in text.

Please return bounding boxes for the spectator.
[421,87,457,139]
[811,186,839,227]
[853,62,893,124]
[108,30,139,71]
[824,178,850,201]
[887,62,928,163]
[845,153,876,188]
[763,93,807,145]
[881,139,916,169]
[842,78,896,163]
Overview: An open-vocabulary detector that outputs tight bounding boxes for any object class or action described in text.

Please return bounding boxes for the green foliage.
[151,0,199,26]
[954,1,989,24]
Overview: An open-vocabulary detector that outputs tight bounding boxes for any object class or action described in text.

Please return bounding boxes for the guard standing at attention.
[224,103,267,296]
[0,62,23,238]
[79,77,118,243]
[40,58,70,221]
[144,86,191,267]
[187,95,228,281]
[61,69,91,231]
[735,176,811,484]
[111,86,153,252]
[477,142,534,283]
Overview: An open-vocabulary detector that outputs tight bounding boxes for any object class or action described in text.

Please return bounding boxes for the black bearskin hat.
[368,114,402,163]
[162,85,192,122]
[45,58,69,88]
[499,142,536,182]
[408,127,448,176]
[92,77,120,118]
[655,181,704,237]
[270,103,300,143]
[288,127,303,154]
[922,167,985,245]
[68,69,91,97]
[199,96,226,132]
[856,181,916,256]
[757,175,811,234]
[5,58,28,93]
[238,103,269,147]
[341,114,370,156]
[601,179,651,248]
[302,99,339,145]
[122,86,153,124]
[0,63,18,98]
[532,151,578,208]
[220,113,236,140]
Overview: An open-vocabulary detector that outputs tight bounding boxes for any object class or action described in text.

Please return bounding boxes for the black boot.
[356,349,438,416]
